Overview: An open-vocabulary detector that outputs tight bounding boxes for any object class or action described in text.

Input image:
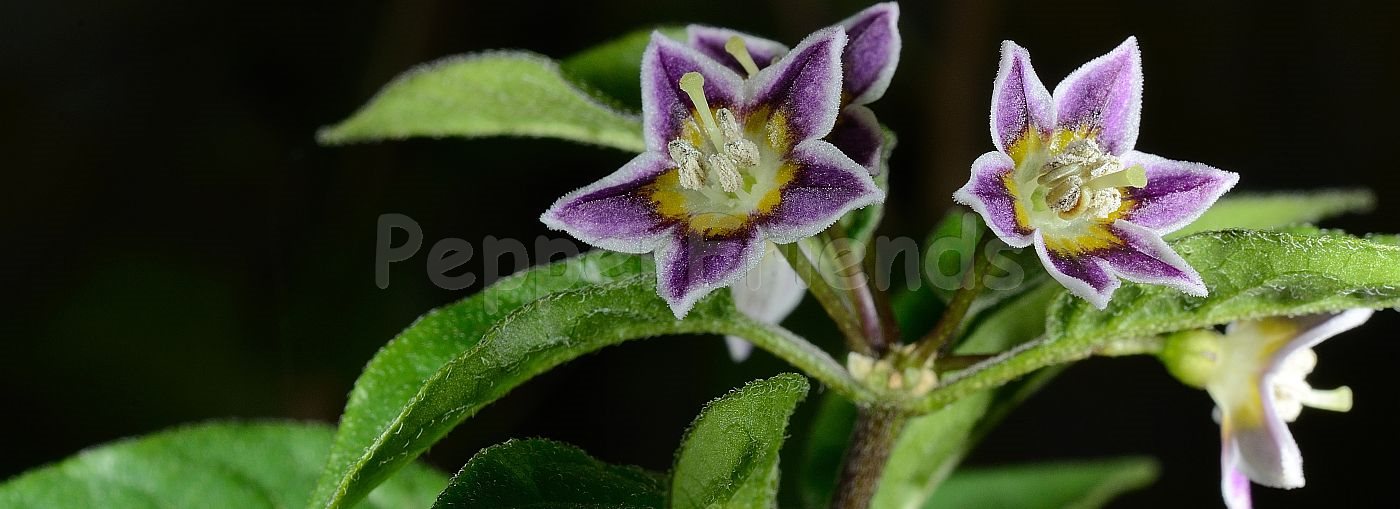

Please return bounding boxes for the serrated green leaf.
[0,421,444,509]
[1170,189,1374,238]
[670,374,810,509]
[318,51,645,151]
[1050,230,1400,345]
[922,457,1158,509]
[434,439,665,509]
[560,27,683,108]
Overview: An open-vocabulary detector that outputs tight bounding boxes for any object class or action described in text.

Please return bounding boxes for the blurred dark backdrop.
[3,0,1398,507]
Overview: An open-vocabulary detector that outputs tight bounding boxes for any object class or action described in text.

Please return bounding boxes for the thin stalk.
[719,314,880,405]
[830,406,907,509]
[908,235,991,366]
[778,242,871,355]
[822,224,889,355]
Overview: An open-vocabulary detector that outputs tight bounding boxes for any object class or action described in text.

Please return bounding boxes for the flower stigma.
[723,35,762,77]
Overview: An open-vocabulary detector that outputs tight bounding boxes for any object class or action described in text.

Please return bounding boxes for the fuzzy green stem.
[823,224,890,355]
[719,314,879,405]
[779,242,872,356]
[908,235,991,365]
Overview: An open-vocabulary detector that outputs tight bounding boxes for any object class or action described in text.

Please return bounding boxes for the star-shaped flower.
[542,28,884,318]
[683,3,900,358]
[1161,310,1371,509]
[955,37,1238,308]
[688,2,900,174]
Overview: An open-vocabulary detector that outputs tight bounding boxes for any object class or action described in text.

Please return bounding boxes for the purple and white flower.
[954,37,1238,308]
[542,27,883,318]
[688,2,899,173]
[1162,310,1371,509]
[686,3,900,357]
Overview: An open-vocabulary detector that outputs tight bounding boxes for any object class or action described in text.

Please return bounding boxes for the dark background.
[3,0,1397,507]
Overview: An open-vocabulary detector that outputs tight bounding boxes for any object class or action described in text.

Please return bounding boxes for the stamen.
[724,36,761,77]
[668,139,705,190]
[1086,165,1148,189]
[678,72,727,150]
[706,153,743,193]
[716,109,759,167]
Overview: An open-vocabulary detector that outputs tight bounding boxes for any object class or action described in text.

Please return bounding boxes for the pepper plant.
[2,3,1396,509]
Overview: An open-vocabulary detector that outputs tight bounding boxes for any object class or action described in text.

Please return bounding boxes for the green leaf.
[434,439,665,509]
[670,374,810,509]
[0,421,444,509]
[922,457,1159,509]
[313,255,860,509]
[918,230,1400,414]
[312,252,649,508]
[560,27,683,108]
[318,51,645,151]
[1170,189,1374,239]
[1050,230,1400,346]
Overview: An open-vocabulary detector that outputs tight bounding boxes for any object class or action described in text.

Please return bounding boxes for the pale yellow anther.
[707,153,743,193]
[724,36,761,77]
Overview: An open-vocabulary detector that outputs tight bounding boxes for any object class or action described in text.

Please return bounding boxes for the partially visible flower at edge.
[1160,309,1372,509]
[688,3,901,359]
[541,27,883,319]
[954,37,1238,308]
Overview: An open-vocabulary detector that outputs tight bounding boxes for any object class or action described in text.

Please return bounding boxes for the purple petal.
[727,248,806,361]
[953,151,1034,248]
[541,152,677,253]
[758,139,883,243]
[827,105,883,173]
[641,33,746,151]
[1221,440,1255,509]
[748,27,847,145]
[990,40,1054,156]
[1033,231,1118,309]
[1052,37,1142,155]
[655,227,765,318]
[1100,220,1207,297]
[1119,151,1239,234]
[686,25,789,74]
[838,2,901,105]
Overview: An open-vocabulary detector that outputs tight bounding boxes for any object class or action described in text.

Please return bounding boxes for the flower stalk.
[779,241,872,356]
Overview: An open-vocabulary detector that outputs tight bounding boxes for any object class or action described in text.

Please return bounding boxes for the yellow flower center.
[650,72,794,236]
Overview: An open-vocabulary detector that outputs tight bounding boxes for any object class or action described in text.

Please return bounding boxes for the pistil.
[724,36,762,77]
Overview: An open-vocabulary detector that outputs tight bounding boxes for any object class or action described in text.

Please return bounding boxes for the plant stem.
[908,234,991,365]
[822,225,890,355]
[778,242,872,356]
[830,406,907,509]
[720,315,880,406]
